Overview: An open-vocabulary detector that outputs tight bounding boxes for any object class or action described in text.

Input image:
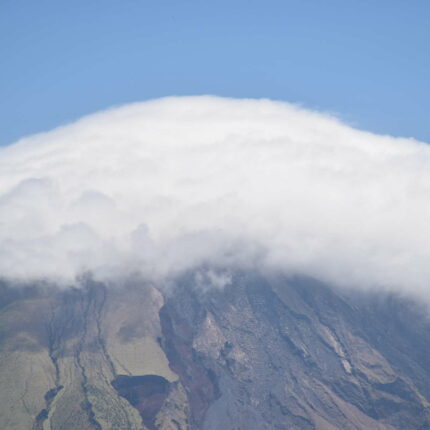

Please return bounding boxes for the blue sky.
[1,0,429,146]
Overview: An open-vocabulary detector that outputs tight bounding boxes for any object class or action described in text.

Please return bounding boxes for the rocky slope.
[1,272,430,429]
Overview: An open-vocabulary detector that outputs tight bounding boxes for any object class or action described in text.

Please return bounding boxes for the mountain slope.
[1,273,430,429]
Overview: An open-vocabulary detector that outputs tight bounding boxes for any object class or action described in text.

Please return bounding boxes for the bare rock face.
[1,273,430,429]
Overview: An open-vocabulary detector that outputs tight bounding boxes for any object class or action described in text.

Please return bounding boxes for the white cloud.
[0,96,429,298]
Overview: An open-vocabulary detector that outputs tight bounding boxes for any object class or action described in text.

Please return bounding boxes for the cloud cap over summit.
[0,96,429,297]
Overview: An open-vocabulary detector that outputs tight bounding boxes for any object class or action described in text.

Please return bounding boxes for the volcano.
[1,273,430,429]
[2,97,430,429]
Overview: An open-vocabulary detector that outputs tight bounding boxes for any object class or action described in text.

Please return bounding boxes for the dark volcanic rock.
[112,375,170,430]
[159,273,430,429]
[159,300,220,429]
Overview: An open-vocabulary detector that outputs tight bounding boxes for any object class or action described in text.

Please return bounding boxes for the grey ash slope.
[1,274,430,429]
[163,274,430,429]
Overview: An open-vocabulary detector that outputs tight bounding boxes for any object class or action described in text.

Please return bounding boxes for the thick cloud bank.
[0,96,429,296]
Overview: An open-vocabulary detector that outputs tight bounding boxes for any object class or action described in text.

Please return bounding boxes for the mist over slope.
[0,96,429,298]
